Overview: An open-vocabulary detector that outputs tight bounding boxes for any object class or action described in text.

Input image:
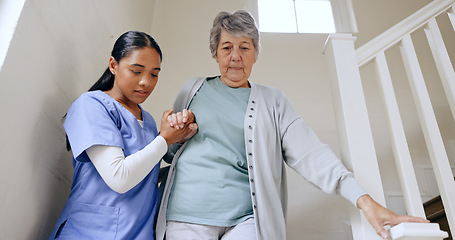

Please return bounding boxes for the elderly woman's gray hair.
[209,10,260,59]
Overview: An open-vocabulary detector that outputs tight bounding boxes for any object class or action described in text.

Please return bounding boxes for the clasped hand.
[357,195,429,239]
[159,109,198,145]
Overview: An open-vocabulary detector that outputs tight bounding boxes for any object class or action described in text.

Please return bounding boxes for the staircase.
[323,0,455,239]
[424,194,452,240]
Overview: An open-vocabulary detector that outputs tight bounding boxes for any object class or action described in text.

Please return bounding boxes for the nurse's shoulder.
[67,90,119,120]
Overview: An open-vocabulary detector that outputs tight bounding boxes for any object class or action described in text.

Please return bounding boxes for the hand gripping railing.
[324,0,455,239]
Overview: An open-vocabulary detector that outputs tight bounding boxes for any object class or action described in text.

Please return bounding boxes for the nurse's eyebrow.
[131,63,145,68]
[130,63,161,71]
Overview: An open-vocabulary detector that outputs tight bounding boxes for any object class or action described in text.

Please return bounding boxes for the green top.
[166,77,253,226]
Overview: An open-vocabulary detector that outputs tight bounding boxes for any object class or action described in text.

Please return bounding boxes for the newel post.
[323,33,385,240]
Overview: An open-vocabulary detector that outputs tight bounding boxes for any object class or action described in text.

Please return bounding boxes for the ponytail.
[89,68,115,91]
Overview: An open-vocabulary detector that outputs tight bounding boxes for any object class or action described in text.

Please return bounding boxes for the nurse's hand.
[160,109,198,145]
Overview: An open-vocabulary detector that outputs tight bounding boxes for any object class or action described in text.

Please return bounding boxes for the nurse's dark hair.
[88,30,163,91]
[64,31,162,151]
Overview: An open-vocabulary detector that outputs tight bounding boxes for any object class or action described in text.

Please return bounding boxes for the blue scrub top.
[49,90,161,240]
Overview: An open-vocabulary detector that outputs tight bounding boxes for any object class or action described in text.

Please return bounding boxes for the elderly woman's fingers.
[357,194,430,239]
[170,113,179,129]
[182,109,189,123]
[187,109,195,123]
[372,213,429,239]
[176,112,184,129]
[389,215,429,226]
[167,114,174,127]
[166,109,197,130]
[370,221,390,239]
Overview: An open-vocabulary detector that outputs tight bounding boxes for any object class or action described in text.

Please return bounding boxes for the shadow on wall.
[29,94,74,240]
[28,42,83,239]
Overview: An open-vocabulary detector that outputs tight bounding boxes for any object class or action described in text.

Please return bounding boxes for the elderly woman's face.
[215,30,256,88]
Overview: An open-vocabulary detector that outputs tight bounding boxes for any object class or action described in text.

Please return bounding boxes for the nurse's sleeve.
[86,136,168,194]
[64,93,124,161]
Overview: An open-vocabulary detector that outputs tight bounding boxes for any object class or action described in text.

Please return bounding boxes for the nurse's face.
[108,47,161,108]
[214,30,256,88]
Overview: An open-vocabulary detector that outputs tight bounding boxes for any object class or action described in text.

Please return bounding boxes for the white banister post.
[374,52,426,218]
[448,5,455,29]
[324,33,384,240]
[424,18,455,120]
[400,34,455,237]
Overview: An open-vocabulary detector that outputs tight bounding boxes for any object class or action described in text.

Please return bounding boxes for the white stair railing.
[324,33,388,240]
[324,0,455,239]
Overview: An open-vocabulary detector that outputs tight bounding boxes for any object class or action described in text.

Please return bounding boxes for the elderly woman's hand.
[167,109,194,129]
[159,109,198,145]
[357,195,430,239]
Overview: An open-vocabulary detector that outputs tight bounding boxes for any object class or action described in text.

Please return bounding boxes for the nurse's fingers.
[187,109,195,123]
[184,123,198,140]
[162,109,174,120]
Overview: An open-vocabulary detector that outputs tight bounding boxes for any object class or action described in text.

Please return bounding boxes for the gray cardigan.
[156,77,366,240]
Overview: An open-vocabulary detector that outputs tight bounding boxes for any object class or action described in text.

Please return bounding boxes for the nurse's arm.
[86,136,167,193]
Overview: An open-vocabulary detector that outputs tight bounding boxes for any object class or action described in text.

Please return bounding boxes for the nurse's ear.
[109,57,118,75]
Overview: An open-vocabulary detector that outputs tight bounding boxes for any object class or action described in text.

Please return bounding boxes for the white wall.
[1,0,452,239]
[0,0,156,239]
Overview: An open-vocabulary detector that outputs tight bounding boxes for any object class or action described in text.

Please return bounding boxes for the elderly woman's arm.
[276,90,429,239]
[357,195,429,239]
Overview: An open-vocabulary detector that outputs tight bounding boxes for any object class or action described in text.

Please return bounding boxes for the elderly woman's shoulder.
[252,82,287,97]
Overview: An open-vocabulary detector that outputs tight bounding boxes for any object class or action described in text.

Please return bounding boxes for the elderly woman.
[156,10,428,240]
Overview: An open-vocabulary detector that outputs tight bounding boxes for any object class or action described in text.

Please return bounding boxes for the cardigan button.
[252,101,255,103]
[252,192,255,196]
[249,115,252,118]
[250,179,254,183]
[250,108,254,111]
[249,125,252,129]
[249,165,253,169]
[248,153,252,156]
[249,140,252,143]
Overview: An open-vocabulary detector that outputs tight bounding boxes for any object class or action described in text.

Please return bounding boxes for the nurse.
[49,31,197,240]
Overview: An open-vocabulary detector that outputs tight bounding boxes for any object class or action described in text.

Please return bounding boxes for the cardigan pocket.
[55,202,119,239]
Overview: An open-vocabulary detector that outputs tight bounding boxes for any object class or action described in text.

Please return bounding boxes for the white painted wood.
[324,33,384,240]
[330,0,358,33]
[373,52,426,218]
[424,18,455,120]
[399,34,455,237]
[356,0,455,67]
[448,5,455,29]
[389,223,448,240]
